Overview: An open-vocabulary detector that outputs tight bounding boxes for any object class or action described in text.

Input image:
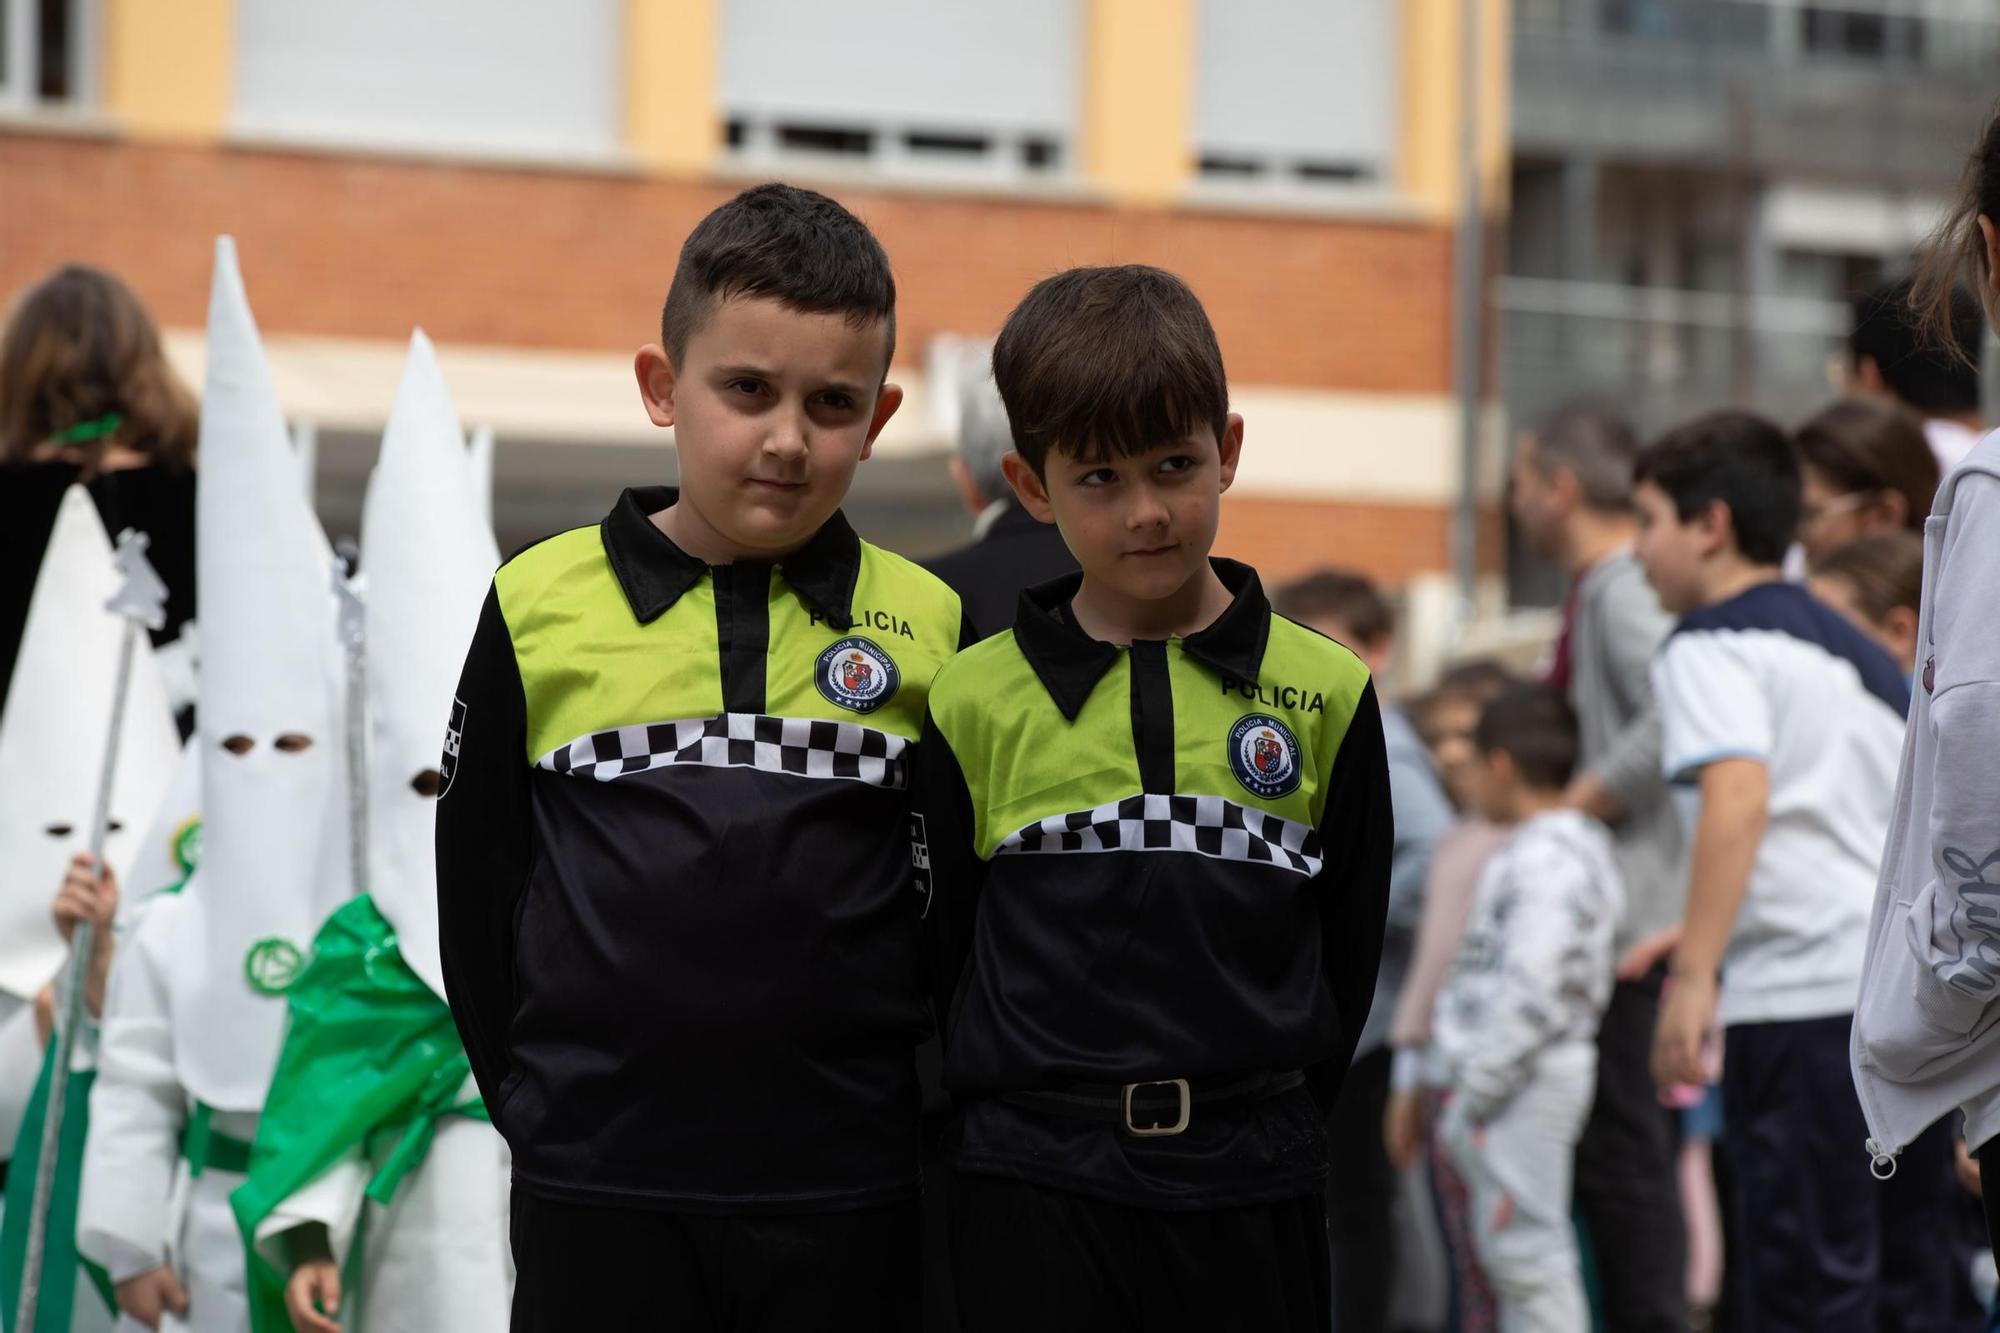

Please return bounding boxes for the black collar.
[1011,558,1272,720]
[599,486,863,628]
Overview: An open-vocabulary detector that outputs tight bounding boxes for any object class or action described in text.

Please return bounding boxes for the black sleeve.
[910,708,988,1034]
[435,583,533,1116]
[958,609,979,652]
[1305,679,1395,1108]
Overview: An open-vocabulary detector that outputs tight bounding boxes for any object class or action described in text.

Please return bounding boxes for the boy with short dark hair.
[913,265,1394,1330]
[1434,684,1622,1333]
[1635,409,1958,1332]
[437,183,966,1331]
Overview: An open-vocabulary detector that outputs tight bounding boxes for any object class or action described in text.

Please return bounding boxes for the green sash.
[230,894,487,1333]
[0,1040,116,1332]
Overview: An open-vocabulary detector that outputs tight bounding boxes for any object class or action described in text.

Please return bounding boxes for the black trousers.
[1976,1136,2000,1271]
[1573,975,1687,1333]
[509,1187,921,1332]
[950,1172,1329,1332]
[1724,1014,1968,1333]
[1325,1045,1396,1333]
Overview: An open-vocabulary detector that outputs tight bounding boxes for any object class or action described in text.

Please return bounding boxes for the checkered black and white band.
[994,793,1322,877]
[536,713,908,789]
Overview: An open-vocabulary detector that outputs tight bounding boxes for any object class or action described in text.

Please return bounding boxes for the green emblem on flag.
[244,938,306,996]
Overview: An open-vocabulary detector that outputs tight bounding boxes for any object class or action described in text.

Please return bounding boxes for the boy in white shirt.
[1638,409,1961,1332]
[1435,685,1622,1333]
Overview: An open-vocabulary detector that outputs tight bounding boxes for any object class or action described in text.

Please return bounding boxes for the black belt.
[999,1070,1304,1138]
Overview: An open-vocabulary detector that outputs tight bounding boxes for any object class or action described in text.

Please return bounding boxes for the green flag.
[0,1039,116,1332]
[230,894,485,1333]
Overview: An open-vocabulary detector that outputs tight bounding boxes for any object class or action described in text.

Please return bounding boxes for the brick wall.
[1216,495,1506,586]
[1,133,1455,395]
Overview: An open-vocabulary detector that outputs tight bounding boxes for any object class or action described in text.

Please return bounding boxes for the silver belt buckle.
[1121,1078,1192,1137]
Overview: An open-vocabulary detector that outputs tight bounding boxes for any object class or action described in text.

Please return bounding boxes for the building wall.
[3,0,1510,589]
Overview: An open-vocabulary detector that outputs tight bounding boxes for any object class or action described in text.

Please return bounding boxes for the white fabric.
[169,237,351,1111]
[1926,418,1982,477]
[1432,810,1621,1125]
[77,891,253,1333]
[1440,1041,1597,1333]
[253,1099,514,1332]
[358,331,498,998]
[0,486,179,1001]
[1654,623,1903,1026]
[0,991,37,1163]
[122,739,201,906]
[1853,429,2000,1158]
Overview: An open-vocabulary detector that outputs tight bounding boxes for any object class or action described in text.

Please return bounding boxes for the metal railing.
[1513,0,2000,176]
[1496,276,1854,434]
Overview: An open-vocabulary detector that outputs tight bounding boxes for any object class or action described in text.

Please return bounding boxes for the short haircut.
[1810,532,1925,625]
[1413,659,1517,750]
[658,183,896,371]
[1851,277,1983,415]
[1272,568,1394,644]
[1526,403,1640,511]
[1634,410,1801,566]
[1793,398,1938,532]
[1475,684,1581,791]
[952,343,1014,505]
[991,265,1228,474]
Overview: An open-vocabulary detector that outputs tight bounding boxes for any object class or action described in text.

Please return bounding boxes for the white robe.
[76,894,252,1333]
[0,989,39,1165]
[251,1095,513,1332]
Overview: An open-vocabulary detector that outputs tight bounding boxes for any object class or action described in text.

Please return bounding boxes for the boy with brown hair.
[912,265,1393,1329]
[437,183,967,1331]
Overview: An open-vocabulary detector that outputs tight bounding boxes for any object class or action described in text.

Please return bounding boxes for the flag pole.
[14,528,163,1333]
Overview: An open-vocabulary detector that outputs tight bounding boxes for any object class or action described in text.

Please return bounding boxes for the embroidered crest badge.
[1228,713,1303,800]
[816,636,899,714]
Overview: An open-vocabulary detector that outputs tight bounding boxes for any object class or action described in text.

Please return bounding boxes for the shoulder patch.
[439,695,467,797]
[1228,713,1303,799]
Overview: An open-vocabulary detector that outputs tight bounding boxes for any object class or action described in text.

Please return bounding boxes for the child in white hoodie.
[1851,101,2000,1266]
[1434,685,1622,1333]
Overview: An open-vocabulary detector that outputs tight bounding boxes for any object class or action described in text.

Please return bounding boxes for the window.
[720,0,1078,179]
[1,0,94,110]
[1192,0,1396,190]
[231,0,620,159]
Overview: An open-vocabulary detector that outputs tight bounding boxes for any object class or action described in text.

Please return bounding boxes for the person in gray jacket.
[1509,406,1689,1333]
[1853,101,2000,1267]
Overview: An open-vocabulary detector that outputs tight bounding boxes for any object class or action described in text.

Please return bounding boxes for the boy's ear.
[858,382,904,462]
[1216,414,1245,493]
[635,344,678,428]
[1849,354,1889,398]
[1692,497,1736,558]
[1001,452,1055,524]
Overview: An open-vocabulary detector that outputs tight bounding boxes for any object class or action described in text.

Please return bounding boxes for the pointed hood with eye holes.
[359,330,498,999]
[0,486,180,1001]
[168,237,352,1112]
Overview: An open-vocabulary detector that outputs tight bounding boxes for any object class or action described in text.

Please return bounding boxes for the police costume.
[437,486,965,1327]
[912,558,1393,1329]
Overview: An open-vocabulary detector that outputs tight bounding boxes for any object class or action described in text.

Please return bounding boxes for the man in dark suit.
[921,353,1075,640]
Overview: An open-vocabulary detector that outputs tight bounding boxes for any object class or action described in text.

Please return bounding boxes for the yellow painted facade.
[101,0,233,141]
[1399,0,1512,220]
[85,0,1507,218]
[624,0,721,173]
[1078,0,1198,207]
